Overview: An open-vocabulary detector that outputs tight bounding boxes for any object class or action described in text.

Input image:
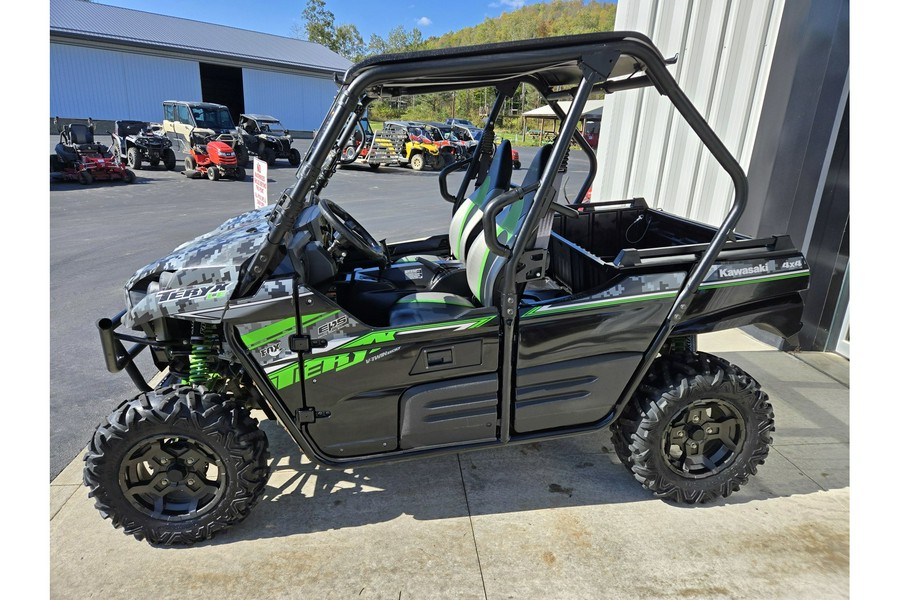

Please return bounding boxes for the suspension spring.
[188,323,219,386]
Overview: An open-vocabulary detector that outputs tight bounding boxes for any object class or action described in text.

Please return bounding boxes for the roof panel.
[50,0,351,75]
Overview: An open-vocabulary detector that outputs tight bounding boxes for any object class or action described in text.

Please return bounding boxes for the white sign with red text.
[253,158,268,209]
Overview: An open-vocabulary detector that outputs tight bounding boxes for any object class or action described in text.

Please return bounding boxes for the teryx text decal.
[157,283,229,303]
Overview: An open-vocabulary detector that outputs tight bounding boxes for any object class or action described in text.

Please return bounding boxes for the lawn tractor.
[110,120,177,170]
[51,117,134,185]
[182,129,246,181]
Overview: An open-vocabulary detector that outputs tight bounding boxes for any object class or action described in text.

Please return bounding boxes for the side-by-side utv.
[86,32,809,545]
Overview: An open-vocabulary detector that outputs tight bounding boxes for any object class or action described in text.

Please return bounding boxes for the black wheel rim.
[119,435,227,522]
[662,399,745,479]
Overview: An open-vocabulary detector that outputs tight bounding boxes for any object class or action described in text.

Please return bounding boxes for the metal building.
[49,0,351,132]
[593,0,849,356]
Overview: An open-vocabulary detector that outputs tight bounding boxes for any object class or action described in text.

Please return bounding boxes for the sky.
[93,0,577,43]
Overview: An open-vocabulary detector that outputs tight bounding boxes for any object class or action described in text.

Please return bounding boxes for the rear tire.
[184,155,196,171]
[368,163,381,171]
[150,158,160,168]
[610,351,773,504]
[123,169,136,184]
[83,385,270,545]
[234,167,246,181]
[289,148,302,167]
[127,147,142,170]
[263,148,277,167]
[163,149,177,171]
[79,171,93,185]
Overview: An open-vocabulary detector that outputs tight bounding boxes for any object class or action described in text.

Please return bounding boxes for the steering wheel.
[318,197,387,265]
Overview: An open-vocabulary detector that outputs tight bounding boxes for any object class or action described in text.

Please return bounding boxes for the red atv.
[50,118,135,185]
[182,129,246,181]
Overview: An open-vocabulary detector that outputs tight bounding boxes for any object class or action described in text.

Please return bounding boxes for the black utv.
[237,114,302,167]
[110,120,177,170]
[87,32,809,545]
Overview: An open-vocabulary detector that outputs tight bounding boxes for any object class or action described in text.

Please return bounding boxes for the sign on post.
[253,157,268,209]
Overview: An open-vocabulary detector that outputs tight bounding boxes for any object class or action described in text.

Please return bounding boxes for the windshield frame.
[191,106,235,131]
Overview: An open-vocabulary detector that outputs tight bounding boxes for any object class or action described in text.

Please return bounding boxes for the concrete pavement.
[49,329,849,599]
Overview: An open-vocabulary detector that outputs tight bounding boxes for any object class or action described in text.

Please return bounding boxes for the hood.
[123,207,272,327]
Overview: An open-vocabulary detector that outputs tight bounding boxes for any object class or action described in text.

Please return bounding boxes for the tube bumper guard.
[97,310,153,392]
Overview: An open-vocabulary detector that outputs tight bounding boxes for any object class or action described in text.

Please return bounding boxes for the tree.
[293,0,366,62]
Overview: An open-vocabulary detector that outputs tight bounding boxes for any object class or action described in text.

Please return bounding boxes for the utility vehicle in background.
[110,120,177,170]
[86,32,808,545]
[160,100,249,167]
[236,114,302,167]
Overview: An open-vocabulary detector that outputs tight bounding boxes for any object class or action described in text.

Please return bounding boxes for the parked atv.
[383,120,447,170]
[51,117,134,185]
[182,128,245,181]
[161,100,249,167]
[87,32,809,545]
[237,114,302,167]
[110,120,177,170]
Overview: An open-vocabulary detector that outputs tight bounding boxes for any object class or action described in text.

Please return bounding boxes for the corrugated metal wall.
[242,69,338,132]
[593,0,784,227]
[50,43,202,121]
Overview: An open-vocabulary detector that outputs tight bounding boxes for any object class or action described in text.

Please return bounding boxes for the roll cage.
[237,31,750,447]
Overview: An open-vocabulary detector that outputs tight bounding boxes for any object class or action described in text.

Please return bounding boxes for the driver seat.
[388,144,552,326]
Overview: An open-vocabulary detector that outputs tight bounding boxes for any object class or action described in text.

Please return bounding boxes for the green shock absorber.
[188,323,219,385]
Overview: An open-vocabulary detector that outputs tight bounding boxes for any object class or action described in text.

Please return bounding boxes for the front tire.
[126,147,142,170]
[610,352,773,504]
[83,386,270,545]
[236,144,249,167]
[207,166,220,181]
[163,148,177,170]
[410,153,425,171]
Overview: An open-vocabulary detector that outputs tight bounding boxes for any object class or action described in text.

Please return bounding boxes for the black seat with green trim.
[388,144,553,327]
[393,140,514,270]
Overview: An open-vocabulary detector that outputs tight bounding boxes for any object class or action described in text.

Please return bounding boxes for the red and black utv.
[50,118,135,185]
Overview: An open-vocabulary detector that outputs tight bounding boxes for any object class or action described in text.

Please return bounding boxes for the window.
[176,105,192,125]
[164,104,175,123]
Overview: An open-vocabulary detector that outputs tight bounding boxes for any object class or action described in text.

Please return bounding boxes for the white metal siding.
[50,43,201,121]
[242,69,339,131]
[593,0,784,226]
